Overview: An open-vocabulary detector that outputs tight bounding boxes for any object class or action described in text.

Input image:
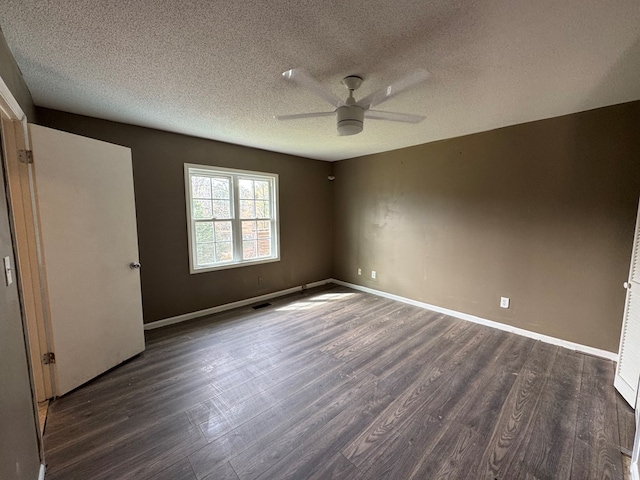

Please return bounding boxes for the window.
[185,164,279,273]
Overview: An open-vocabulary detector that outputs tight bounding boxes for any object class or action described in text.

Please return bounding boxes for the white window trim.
[184,163,280,274]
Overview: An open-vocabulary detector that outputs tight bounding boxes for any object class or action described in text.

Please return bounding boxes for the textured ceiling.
[1,1,639,161]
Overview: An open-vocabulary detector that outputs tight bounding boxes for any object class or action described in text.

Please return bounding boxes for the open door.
[615,198,640,407]
[29,124,144,396]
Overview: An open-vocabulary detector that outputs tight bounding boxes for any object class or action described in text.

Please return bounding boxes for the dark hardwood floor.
[43,285,634,480]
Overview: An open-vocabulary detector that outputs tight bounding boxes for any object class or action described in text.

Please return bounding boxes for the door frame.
[0,115,56,402]
[0,75,48,471]
[0,77,55,402]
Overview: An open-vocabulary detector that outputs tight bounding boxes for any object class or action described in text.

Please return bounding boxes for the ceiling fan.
[276,68,429,136]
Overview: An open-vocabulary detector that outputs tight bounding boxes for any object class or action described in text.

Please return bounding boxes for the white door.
[615,198,640,407]
[30,124,144,396]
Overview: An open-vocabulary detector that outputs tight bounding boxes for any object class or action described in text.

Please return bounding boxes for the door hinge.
[18,149,34,164]
[42,352,55,365]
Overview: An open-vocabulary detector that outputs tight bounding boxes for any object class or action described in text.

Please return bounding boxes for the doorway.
[0,86,44,479]
[0,95,53,428]
[1,114,54,409]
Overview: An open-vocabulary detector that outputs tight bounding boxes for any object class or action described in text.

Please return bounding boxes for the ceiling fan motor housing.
[337,105,365,136]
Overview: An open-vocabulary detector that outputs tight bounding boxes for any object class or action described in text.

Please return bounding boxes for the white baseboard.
[144,279,331,330]
[330,279,618,361]
[144,277,618,362]
[38,464,45,480]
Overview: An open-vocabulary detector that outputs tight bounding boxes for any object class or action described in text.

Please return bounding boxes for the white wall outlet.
[500,297,510,309]
[371,270,377,279]
[357,268,362,275]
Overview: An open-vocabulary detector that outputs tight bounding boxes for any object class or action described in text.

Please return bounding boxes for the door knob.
[130,262,141,269]
[624,281,630,289]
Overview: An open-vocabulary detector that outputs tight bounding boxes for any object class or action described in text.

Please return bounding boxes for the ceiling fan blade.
[275,111,335,121]
[357,69,430,109]
[282,69,343,108]
[365,110,426,123]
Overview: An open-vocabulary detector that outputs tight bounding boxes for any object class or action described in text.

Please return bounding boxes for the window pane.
[195,222,214,243]
[257,221,271,239]
[212,200,231,219]
[239,179,254,199]
[243,240,257,259]
[255,200,270,218]
[193,199,213,219]
[242,221,257,240]
[216,242,233,262]
[240,200,255,219]
[258,239,271,257]
[196,243,215,265]
[255,181,269,200]
[214,221,232,242]
[191,176,211,198]
[212,178,230,199]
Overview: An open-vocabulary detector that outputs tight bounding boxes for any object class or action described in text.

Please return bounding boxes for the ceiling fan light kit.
[277,68,429,136]
[337,106,364,136]
[336,106,364,136]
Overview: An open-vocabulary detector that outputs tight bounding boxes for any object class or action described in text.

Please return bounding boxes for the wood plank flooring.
[43,285,634,480]
[38,400,49,436]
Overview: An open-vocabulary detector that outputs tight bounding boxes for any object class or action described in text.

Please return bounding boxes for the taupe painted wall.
[333,101,640,353]
[0,155,41,480]
[0,28,41,479]
[36,108,333,323]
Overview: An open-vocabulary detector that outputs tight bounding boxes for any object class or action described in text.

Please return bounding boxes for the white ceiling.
[1,0,639,161]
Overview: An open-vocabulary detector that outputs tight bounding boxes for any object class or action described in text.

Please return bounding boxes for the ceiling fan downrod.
[337,76,364,136]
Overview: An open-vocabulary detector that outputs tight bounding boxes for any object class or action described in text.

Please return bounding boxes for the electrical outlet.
[500,297,510,309]
[371,270,377,279]
[357,268,362,275]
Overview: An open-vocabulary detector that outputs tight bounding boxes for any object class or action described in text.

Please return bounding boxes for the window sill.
[190,256,280,274]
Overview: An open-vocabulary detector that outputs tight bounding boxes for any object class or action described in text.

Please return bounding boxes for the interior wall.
[0,27,41,480]
[36,108,333,323]
[333,101,640,353]
[0,145,40,480]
